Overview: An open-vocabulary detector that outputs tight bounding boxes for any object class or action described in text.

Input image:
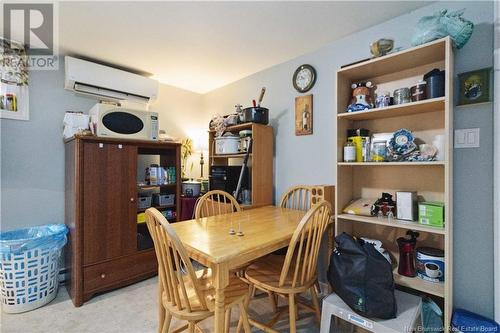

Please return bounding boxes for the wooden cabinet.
[82,142,137,265]
[208,123,273,208]
[65,136,181,306]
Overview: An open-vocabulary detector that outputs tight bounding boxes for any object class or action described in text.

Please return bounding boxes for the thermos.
[397,230,420,277]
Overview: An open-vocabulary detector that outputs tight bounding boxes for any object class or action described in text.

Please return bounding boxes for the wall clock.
[293,64,316,93]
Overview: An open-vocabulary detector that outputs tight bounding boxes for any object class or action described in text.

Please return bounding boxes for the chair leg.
[289,294,297,333]
[162,311,172,333]
[268,291,278,313]
[237,285,252,333]
[188,322,195,333]
[225,308,232,333]
[250,284,256,298]
[158,284,165,333]
[238,299,252,333]
[310,287,321,322]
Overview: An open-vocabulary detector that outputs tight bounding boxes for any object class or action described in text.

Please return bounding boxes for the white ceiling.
[55,1,429,93]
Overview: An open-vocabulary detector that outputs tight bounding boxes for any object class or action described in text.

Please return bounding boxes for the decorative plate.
[389,129,416,156]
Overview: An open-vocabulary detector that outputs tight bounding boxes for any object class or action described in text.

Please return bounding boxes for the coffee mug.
[425,263,443,278]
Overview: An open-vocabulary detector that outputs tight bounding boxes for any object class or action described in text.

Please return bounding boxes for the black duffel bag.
[327,232,397,319]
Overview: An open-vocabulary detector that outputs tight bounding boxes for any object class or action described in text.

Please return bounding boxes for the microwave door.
[102,111,145,136]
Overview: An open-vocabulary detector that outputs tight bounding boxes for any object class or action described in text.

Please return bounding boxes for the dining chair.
[279,185,313,211]
[145,208,252,333]
[243,201,332,333]
[259,185,314,309]
[194,190,251,331]
[194,190,241,219]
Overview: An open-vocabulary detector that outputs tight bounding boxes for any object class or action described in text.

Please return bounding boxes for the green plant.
[181,138,194,179]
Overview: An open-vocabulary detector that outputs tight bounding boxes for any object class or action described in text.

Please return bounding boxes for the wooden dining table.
[171,205,306,333]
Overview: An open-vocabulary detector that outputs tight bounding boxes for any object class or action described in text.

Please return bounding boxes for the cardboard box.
[418,202,444,228]
[396,191,418,221]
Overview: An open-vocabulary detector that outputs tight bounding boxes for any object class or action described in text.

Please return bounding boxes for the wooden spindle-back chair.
[195,190,241,219]
[244,201,332,333]
[145,208,251,333]
[280,185,313,211]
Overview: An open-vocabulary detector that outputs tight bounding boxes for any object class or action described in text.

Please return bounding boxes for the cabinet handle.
[130,197,135,202]
[101,273,106,279]
[98,143,104,148]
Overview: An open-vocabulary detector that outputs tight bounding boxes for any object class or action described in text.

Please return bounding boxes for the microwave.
[89,104,159,140]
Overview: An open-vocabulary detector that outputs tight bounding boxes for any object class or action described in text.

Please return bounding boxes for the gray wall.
[204,1,495,318]
[1,60,95,231]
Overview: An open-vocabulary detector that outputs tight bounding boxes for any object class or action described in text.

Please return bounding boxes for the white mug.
[425,263,443,279]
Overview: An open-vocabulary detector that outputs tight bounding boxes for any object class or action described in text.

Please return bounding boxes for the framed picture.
[0,38,30,121]
[295,94,313,136]
[458,67,492,106]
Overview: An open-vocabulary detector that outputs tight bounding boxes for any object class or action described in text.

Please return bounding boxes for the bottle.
[302,104,309,131]
[343,142,356,162]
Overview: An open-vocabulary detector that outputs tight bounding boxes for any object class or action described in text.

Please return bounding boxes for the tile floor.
[1,277,321,333]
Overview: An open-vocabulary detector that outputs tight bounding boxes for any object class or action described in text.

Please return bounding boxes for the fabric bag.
[411,9,474,49]
[327,232,397,319]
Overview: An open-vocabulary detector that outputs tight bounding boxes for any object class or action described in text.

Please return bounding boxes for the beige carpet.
[1,277,321,333]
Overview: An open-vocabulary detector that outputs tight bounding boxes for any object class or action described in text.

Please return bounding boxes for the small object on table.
[370,38,394,57]
[252,99,256,107]
[393,87,411,105]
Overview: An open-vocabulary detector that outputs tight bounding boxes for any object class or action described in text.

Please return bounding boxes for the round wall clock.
[293,64,317,93]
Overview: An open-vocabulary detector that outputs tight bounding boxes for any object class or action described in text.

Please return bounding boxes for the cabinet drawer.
[84,250,157,293]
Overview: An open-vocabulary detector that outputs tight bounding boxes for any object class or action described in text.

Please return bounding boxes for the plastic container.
[451,308,500,333]
[0,224,68,313]
[138,196,152,210]
[424,69,445,99]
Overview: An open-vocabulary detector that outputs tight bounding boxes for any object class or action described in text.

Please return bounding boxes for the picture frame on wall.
[457,67,492,106]
[0,38,30,121]
[295,94,313,136]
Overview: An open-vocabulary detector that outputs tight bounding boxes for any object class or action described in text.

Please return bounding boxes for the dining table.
[170,205,307,333]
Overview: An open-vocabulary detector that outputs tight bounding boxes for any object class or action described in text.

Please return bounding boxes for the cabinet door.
[83,142,137,265]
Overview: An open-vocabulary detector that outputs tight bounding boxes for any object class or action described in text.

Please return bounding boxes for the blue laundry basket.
[0,224,68,313]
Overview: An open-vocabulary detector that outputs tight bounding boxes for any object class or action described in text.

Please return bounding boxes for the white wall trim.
[494,0,500,323]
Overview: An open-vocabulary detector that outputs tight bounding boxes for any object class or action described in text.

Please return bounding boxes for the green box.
[418,202,444,228]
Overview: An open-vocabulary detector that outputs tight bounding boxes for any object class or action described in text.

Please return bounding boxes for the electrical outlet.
[454,128,480,148]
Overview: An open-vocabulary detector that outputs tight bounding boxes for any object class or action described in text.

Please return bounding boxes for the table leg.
[213,262,229,333]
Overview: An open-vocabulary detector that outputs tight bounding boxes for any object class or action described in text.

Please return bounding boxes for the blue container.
[451,309,500,332]
[0,224,68,313]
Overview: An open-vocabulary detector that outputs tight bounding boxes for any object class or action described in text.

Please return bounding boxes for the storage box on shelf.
[208,123,273,208]
[335,37,453,327]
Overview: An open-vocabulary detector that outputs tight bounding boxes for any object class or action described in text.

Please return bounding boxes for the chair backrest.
[280,185,313,211]
[194,190,241,219]
[145,208,208,313]
[279,201,332,288]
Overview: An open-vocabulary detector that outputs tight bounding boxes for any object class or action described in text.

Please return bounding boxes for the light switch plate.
[454,128,480,148]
